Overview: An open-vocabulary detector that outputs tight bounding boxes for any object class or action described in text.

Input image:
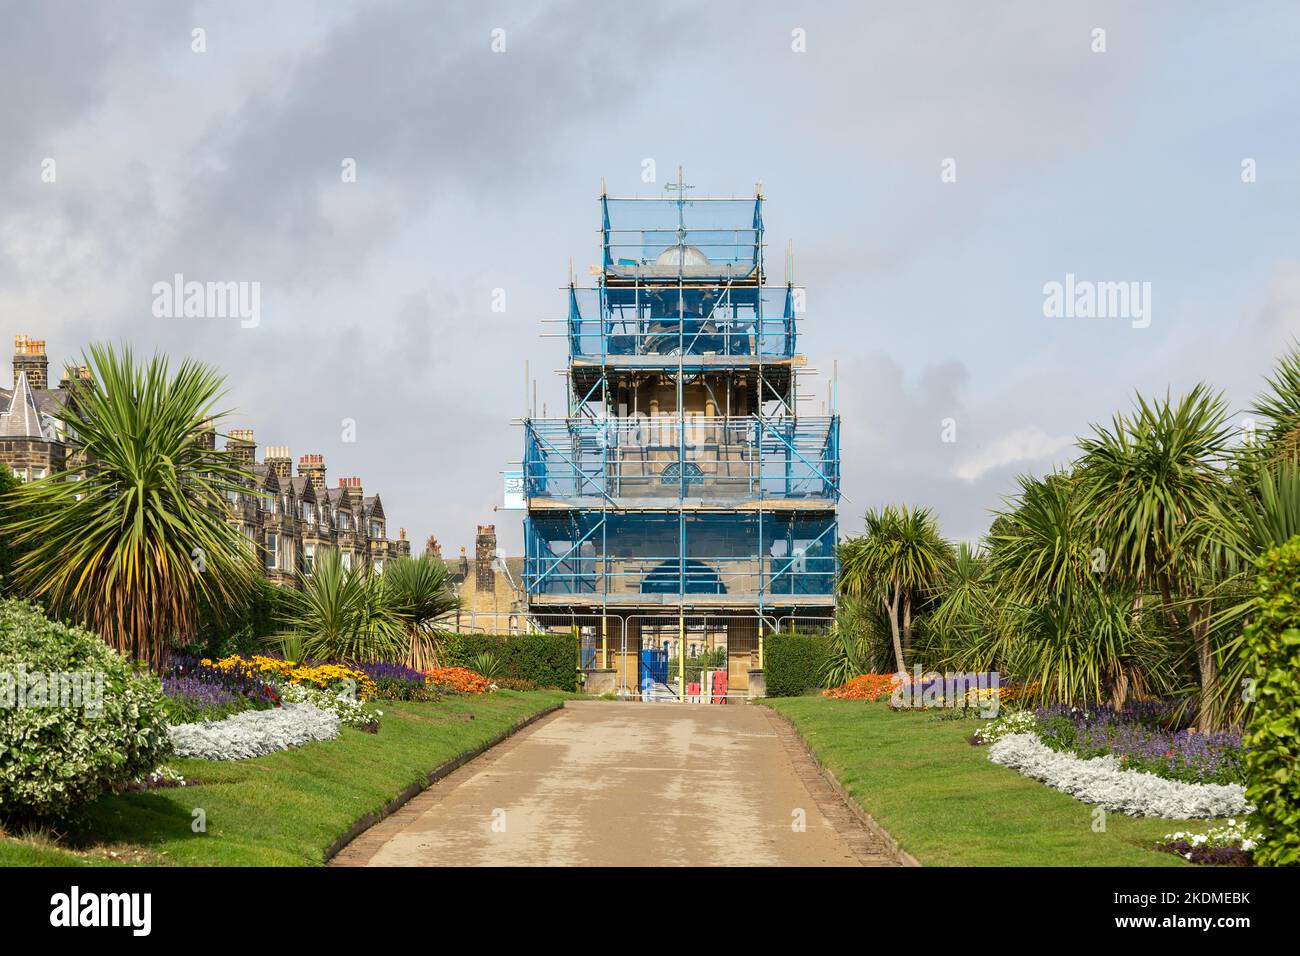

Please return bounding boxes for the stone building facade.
[0,334,411,588]
[443,524,527,633]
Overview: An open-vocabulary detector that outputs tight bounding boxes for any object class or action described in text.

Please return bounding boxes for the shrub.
[1243,537,1300,866]
[0,600,172,822]
[441,633,577,691]
[764,631,829,697]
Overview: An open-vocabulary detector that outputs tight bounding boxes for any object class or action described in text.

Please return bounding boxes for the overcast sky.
[2,0,1299,555]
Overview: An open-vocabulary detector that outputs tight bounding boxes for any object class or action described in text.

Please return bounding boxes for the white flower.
[988,733,1252,819]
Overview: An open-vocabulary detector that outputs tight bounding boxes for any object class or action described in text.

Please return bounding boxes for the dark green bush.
[1244,537,1300,867]
[0,600,172,822]
[765,631,830,697]
[441,633,577,692]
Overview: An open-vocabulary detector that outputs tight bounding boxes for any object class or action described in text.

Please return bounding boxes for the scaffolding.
[518,172,840,696]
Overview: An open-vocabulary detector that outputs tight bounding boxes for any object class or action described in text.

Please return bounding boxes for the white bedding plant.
[988,732,1251,819]
[972,709,1038,744]
[170,703,339,760]
[277,682,379,728]
[1165,819,1261,853]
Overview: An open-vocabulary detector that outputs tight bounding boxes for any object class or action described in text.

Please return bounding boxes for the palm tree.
[1248,341,1300,456]
[1195,459,1300,723]
[1077,385,1233,730]
[285,548,406,663]
[837,505,949,672]
[970,473,1171,707]
[1,344,258,668]
[383,553,461,670]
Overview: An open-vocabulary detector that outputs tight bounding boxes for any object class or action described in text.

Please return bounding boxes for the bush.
[0,600,172,822]
[441,633,577,691]
[1243,537,1300,866]
[765,631,830,697]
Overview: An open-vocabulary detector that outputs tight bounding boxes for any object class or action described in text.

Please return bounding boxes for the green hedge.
[441,633,577,692]
[765,631,830,697]
[1244,537,1300,867]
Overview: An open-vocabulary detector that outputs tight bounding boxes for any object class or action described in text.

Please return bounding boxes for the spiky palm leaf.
[2,344,258,667]
[1076,384,1234,729]
[287,548,405,663]
[383,553,460,669]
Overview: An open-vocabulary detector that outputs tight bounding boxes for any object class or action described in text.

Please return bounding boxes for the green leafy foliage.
[0,600,172,823]
[441,633,577,691]
[1242,537,1300,866]
[764,631,829,697]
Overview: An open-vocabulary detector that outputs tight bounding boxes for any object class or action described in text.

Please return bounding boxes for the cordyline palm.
[287,548,406,663]
[2,344,258,668]
[837,505,949,672]
[1194,459,1300,724]
[1247,341,1300,457]
[978,473,1169,707]
[383,553,460,670]
[1077,385,1233,730]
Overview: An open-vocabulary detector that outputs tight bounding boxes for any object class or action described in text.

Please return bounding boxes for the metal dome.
[654,244,710,267]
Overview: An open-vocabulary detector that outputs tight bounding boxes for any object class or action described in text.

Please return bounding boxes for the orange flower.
[423,666,494,695]
[821,673,902,701]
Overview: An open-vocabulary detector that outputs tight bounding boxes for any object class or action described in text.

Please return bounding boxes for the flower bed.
[170,703,340,760]
[822,673,900,701]
[203,654,378,700]
[357,661,436,701]
[160,657,282,722]
[988,732,1251,819]
[1035,705,1244,786]
[1158,820,1258,866]
[424,666,493,695]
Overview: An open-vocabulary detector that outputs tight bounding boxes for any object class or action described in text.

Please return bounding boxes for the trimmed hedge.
[1243,537,1300,867]
[441,633,577,692]
[765,631,830,697]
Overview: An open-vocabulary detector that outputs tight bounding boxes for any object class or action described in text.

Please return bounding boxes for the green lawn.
[0,690,567,867]
[764,696,1201,866]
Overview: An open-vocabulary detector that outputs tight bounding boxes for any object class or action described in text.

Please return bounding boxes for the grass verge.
[0,690,568,867]
[764,696,1200,866]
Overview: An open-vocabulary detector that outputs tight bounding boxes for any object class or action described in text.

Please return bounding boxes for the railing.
[524,416,839,501]
[522,512,838,598]
[601,196,763,273]
[566,285,797,359]
[522,554,837,598]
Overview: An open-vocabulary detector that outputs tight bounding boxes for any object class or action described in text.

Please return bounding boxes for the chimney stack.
[264,445,292,479]
[226,428,256,467]
[475,524,497,593]
[298,453,326,492]
[339,475,363,499]
[195,418,216,451]
[13,336,49,390]
[425,534,440,559]
[58,364,91,393]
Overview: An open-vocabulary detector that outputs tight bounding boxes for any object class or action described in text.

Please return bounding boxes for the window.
[32,467,46,480]
[369,521,383,539]
[304,543,315,575]
[302,501,313,523]
[265,533,278,570]
[341,551,353,571]
[374,559,384,575]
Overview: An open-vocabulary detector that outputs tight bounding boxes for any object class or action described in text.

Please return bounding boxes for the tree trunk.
[887,584,906,673]
[1191,601,1217,732]
[902,592,913,662]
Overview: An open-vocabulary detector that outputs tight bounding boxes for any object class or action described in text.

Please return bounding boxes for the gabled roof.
[289,476,317,503]
[363,494,384,519]
[0,373,52,439]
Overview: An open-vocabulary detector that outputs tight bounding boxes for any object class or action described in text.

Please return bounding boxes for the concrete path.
[333,700,899,867]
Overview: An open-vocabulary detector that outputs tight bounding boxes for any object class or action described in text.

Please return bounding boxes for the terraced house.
[0,335,410,586]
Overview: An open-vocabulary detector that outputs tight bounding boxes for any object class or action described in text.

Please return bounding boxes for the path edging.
[761,704,923,868]
[324,700,566,863]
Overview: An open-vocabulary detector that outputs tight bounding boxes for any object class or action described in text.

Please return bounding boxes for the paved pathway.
[333,700,899,867]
